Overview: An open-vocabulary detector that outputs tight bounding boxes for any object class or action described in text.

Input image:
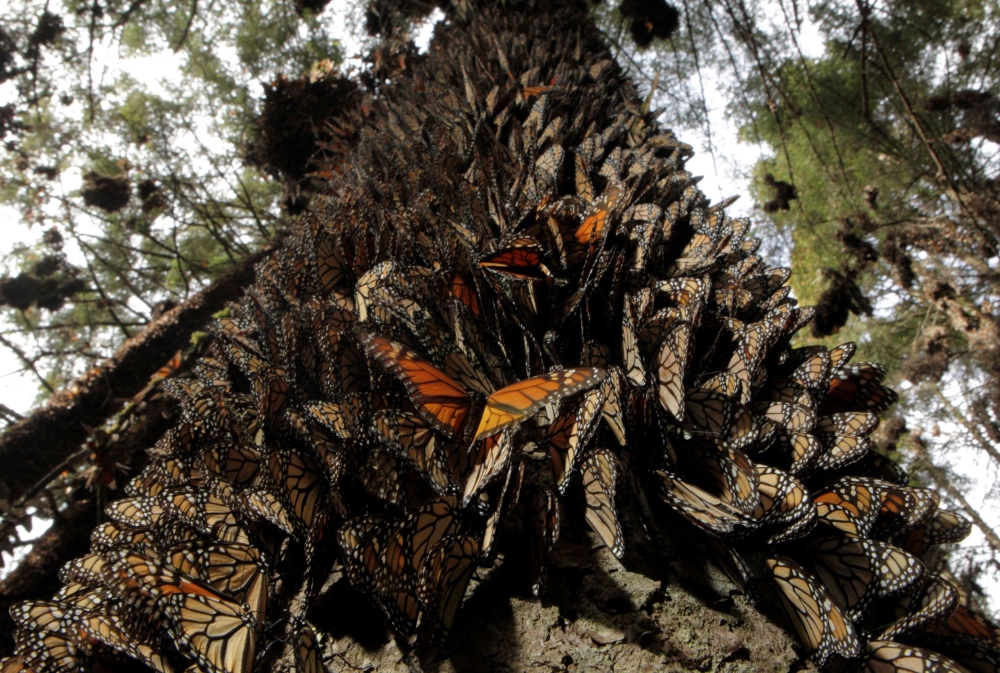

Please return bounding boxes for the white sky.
[1,3,997,611]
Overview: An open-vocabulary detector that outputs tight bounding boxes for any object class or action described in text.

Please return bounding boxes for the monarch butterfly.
[622,311,646,387]
[823,363,898,415]
[780,432,823,474]
[336,515,386,596]
[311,223,350,293]
[814,477,884,538]
[656,277,709,323]
[684,388,737,437]
[202,443,262,488]
[668,232,717,275]
[12,628,81,673]
[922,604,1000,650]
[354,261,394,322]
[441,349,497,397]
[81,610,174,673]
[868,540,925,597]
[766,557,861,665]
[238,486,296,537]
[359,449,428,513]
[473,367,605,441]
[452,274,482,316]
[656,323,692,420]
[164,487,250,545]
[684,442,761,515]
[599,368,628,446]
[752,401,816,433]
[303,401,353,439]
[743,266,791,303]
[478,237,548,280]
[418,535,480,637]
[267,449,326,532]
[463,428,515,503]
[9,600,87,638]
[482,460,524,562]
[763,378,814,408]
[580,447,625,559]
[876,575,959,641]
[656,470,755,535]
[0,657,33,673]
[106,496,164,529]
[727,319,778,400]
[106,549,257,673]
[815,411,879,439]
[927,508,973,545]
[90,521,156,555]
[861,641,971,673]
[364,335,471,437]
[574,187,621,245]
[547,387,605,493]
[213,317,263,359]
[874,487,939,538]
[251,365,290,431]
[828,342,857,371]
[790,349,832,392]
[754,465,812,528]
[757,285,791,314]
[375,410,435,472]
[814,435,871,472]
[52,583,110,609]
[713,275,751,313]
[164,589,257,673]
[166,541,267,623]
[534,144,563,192]
[527,487,560,596]
[293,622,324,673]
[723,407,764,451]
[396,496,461,579]
[58,553,109,589]
[807,537,878,618]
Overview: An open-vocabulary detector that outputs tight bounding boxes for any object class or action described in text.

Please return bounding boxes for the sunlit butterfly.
[766,557,861,665]
[876,575,959,641]
[814,476,884,538]
[861,641,971,673]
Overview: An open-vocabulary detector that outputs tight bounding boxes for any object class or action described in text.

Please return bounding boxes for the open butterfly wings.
[473,367,606,441]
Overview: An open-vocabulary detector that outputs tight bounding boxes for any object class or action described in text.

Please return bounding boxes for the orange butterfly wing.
[473,368,605,441]
[364,335,471,437]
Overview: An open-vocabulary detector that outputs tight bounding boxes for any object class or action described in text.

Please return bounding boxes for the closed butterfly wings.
[767,557,861,665]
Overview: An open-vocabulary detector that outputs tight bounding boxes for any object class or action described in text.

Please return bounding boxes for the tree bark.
[0,240,280,503]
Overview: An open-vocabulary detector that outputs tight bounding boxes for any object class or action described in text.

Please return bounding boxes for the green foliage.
[0,0,347,394]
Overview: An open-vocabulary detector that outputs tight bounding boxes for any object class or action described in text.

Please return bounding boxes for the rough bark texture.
[306,523,800,672]
[0,241,279,503]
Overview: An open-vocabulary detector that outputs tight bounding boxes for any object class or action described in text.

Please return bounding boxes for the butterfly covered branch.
[3,1,998,673]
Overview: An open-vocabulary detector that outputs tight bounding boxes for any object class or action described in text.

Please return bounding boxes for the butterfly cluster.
[4,3,998,673]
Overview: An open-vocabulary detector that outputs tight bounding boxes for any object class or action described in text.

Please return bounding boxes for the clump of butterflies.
[5,6,1000,673]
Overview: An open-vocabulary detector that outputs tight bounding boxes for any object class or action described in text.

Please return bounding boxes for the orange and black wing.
[364,334,471,438]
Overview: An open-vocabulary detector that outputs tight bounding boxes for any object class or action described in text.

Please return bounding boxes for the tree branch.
[0,239,281,503]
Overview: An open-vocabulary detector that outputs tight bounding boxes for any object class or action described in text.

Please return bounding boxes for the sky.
[1,2,998,611]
